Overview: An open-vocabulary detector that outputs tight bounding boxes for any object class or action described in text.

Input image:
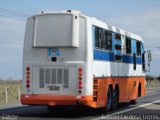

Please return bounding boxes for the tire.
[138,84,141,97]
[111,88,118,110]
[130,99,137,105]
[106,87,112,112]
[47,106,55,112]
[130,85,139,105]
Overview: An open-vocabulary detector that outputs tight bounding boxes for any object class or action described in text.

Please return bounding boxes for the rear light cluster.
[78,67,83,94]
[26,66,30,92]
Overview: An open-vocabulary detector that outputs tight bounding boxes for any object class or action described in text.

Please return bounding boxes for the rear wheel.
[106,87,112,112]
[47,106,55,112]
[111,88,118,110]
[130,99,137,105]
[130,85,139,105]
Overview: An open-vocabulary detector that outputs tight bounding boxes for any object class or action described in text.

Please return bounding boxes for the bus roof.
[89,17,143,42]
[29,10,143,42]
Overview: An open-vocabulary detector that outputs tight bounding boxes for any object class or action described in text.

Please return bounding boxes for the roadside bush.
[145,75,155,80]
[156,76,160,81]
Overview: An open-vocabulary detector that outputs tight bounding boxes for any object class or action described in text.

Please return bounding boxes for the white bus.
[21,10,151,112]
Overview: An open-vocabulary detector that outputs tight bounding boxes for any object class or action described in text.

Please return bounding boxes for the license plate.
[47,85,60,91]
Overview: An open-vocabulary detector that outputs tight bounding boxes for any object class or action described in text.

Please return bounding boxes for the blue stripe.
[94,50,114,61]
[122,55,133,63]
[136,57,142,64]
[122,55,142,64]
[94,50,142,64]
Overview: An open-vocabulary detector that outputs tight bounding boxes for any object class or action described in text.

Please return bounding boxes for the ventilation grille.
[39,68,69,88]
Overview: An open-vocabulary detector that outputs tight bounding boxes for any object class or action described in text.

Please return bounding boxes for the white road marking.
[91,99,160,120]
[111,99,160,115]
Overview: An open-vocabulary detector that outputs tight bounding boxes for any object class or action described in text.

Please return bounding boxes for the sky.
[0,0,160,80]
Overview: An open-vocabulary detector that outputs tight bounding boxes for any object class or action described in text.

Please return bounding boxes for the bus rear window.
[33,14,79,47]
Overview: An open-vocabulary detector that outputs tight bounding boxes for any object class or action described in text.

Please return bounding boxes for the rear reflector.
[26,66,31,91]
[78,67,83,94]
[26,84,30,88]
[79,85,82,89]
[26,80,30,84]
[26,76,30,79]
[79,81,82,85]
[26,72,30,75]
[78,68,83,72]
[26,67,30,71]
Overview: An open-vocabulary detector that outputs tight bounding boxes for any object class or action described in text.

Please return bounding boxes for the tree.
[145,75,154,80]
[156,76,160,81]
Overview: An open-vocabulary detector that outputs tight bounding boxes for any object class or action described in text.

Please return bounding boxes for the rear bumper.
[21,94,93,106]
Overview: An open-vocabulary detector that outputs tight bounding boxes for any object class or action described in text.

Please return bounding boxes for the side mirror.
[148,50,152,62]
[144,50,152,72]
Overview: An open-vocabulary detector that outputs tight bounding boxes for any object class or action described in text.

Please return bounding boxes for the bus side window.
[142,53,145,71]
[95,27,103,49]
[133,53,136,70]
[95,27,99,48]
[104,30,112,51]
[99,28,103,49]
[126,37,132,54]
[115,33,121,40]
[137,41,141,56]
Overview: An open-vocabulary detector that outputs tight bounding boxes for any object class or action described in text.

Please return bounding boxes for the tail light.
[26,66,30,92]
[79,68,83,72]
[26,71,30,75]
[26,80,30,84]
[26,84,30,88]
[26,76,30,79]
[26,67,30,71]
[78,67,83,94]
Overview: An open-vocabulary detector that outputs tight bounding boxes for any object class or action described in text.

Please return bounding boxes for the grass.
[0,80,22,104]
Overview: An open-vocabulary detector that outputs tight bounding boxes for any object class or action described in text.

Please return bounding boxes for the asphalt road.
[0,89,160,120]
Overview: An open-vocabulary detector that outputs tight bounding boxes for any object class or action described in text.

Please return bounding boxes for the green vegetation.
[145,75,160,88]
[0,80,22,104]
[145,75,155,80]
[156,76,160,81]
[146,80,160,88]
